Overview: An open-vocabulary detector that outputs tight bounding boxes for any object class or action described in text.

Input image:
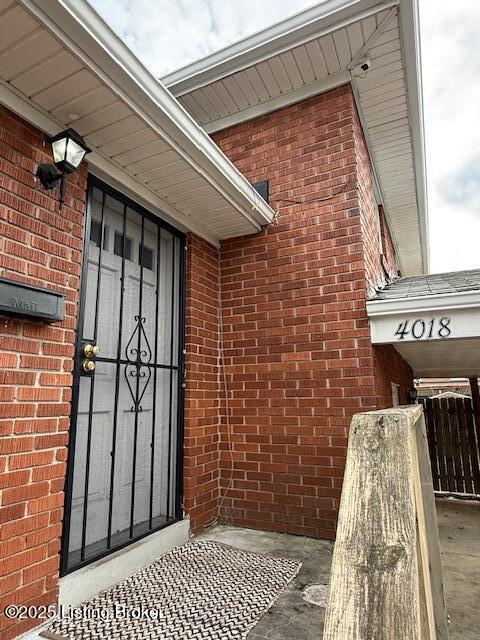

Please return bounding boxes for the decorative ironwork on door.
[125,315,152,413]
[61,177,185,575]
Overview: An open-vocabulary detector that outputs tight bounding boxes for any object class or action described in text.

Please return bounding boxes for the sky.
[89,0,480,274]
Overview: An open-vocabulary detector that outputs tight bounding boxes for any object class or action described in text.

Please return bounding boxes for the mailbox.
[0,277,64,323]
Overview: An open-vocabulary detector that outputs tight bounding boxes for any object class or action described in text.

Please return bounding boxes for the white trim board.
[60,520,190,608]
[369,306,480,345]
[367,289,480,316]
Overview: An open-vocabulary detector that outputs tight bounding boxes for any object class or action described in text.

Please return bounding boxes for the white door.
[64,182,183,573]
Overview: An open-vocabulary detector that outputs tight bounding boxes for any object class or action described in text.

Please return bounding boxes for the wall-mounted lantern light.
[36,128,91,208]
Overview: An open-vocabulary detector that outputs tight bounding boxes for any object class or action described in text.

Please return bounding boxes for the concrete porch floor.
[198,525,333,640]
[21,497,479,639]
[199,497,480,640]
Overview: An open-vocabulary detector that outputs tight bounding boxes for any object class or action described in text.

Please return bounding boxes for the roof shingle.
[370,269,480,300]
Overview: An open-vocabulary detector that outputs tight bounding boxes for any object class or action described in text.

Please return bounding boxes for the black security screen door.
[61,177,185,575]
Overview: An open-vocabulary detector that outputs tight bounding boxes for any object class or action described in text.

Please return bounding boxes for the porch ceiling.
[393,339,480,378]
[0,0,275,245]
[367,270,480,377]
[162,0,428,277]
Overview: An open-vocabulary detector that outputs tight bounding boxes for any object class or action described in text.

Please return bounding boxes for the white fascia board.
[203,72,351,134]
[366,289,480,317]
[370,305,480,344]
[19,0,275,232]
[416,379,468,386]
[398,0,429,273]
[163,0,399,96]
[0,79,220,247]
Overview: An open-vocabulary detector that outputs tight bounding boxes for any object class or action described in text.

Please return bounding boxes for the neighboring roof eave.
[367,290,480,317]
[367,269,480,309]
[16,0,276,234]
[162,0,399,95]
[162,0,429,276]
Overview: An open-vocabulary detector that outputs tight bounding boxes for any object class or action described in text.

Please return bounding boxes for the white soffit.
[0,0,275,245]
[394,339,480,378]
[162,0,428,276]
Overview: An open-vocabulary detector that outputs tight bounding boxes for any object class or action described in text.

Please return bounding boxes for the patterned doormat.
[42,540,301,639]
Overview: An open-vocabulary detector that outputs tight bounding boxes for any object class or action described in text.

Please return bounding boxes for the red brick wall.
[373,344,412,407]
[0,107,87,640]
[354,105,383,296]
[371,202,408,404]
[353,106,398,293]
[352,104,409,406]
[379,205,399,279]
[0,86,415,634]
[208,84,413,538]
[183,234,220,533]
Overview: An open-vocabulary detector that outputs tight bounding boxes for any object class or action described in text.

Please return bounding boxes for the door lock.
[83,343,100,358]
[82,359,96,373]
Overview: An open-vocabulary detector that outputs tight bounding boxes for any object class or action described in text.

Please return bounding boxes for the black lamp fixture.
[36,128,91,208]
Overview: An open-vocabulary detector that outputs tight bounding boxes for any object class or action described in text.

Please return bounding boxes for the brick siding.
[0,106,87,640]
[379,205,399,280]
[0,84,414,635]
[203,84,413,538]
[352,104,408,407]
[183,235,220,533]
[373,343,413,407]
[353,106,398,294]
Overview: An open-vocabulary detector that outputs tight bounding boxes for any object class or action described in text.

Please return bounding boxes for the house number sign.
[394,317,452,340]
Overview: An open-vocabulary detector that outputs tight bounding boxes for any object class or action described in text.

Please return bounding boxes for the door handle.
[81,343,100,375]
[82,359,96,373]
[83,343,100,358]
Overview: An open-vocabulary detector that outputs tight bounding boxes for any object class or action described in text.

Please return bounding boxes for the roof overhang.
[163,0,399,94]
[162,0,428,276]
[0,0,276,246]
[367,291,480,377]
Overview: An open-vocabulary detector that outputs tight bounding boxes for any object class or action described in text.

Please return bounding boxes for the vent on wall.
[252,180,269,204]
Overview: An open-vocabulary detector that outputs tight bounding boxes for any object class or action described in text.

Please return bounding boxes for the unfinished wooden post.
[323,406,448,640]
[412,411,449,640]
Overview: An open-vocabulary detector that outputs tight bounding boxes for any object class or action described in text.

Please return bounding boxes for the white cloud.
[88,0,318,76]
[420,0,480,273]
[88,0,480,274]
